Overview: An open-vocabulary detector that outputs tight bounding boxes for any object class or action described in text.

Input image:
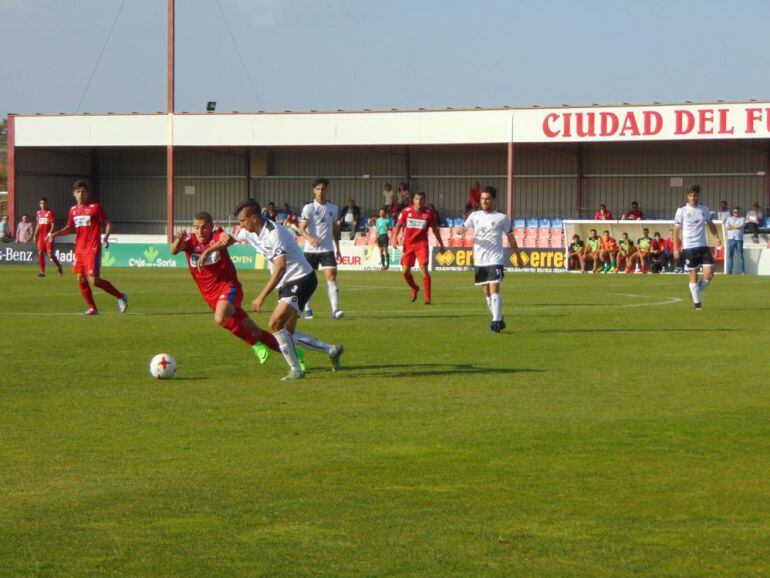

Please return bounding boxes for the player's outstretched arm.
[333,221,341,258]
[49,224,73,240]
[672,224,682,258]
[298,219,320,248]
[509,234,523,267]
[252,255,286,312]
[431,224,446,252]
[103,219,113,248]
[391,223,402,247]
[169,229,188,255]
[197,233,235,269]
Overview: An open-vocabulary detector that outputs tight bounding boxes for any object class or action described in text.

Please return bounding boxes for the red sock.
[38,252,45,273]
[223,317,259,346]
[78,279,97,309]
[94,278,123,298]
[403,271,418,290]
[423,274,432,303]
[258,330,281,352]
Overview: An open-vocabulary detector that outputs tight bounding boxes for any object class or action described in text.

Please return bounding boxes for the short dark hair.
[590,229,597,234]
[235,199,261,217]
[39,197,48,203]
[194,211,213,225]
[483,186,497,198]
[312,177,329,188]
[72,180,88,190]
[687,184,701,194]
[631,201,639,206]
[602,230,609,234]
[414,191,426,199]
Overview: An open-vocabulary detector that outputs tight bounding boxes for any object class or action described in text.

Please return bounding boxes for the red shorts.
[204,284,244,314]
[37,239,54,254]
[401,243,429,268]
[73,250,101,277]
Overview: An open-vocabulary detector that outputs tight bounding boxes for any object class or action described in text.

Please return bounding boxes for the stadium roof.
[10,99,770,147]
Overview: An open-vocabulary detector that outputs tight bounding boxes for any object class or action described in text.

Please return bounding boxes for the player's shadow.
[335,363,543,379]
[522,328,736,334]
[367,313,487,320]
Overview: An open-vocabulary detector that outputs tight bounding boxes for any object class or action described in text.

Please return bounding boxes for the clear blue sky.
[1,0,769,119]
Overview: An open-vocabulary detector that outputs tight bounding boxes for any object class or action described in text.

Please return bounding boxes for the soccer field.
[1,267,768,576]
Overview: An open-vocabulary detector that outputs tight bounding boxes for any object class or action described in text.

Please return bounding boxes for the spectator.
[464,180,482,218]
[620,201,643,220]
[280,202,291,215]
[262,202,279,221]
[16,214,34,243]
[745,202,763,243]
[725,207,746,274]
[594,204,613,220]
[283,211,301,235]
[650,231,666,273]
[598,230,618,273]
[382,183,395,207]
[568,234,585,271]
[388,201,402,222]
[716,200,730,223]
[338,198,361,233]
[397,182,411,210]
[664,229,679,272]
[636,227,653,273]
[1,216,11,242]
[616,232,638,273]
[583,229,601,273]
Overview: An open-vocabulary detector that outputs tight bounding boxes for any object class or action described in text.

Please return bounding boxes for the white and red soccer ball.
[149,353,176,379]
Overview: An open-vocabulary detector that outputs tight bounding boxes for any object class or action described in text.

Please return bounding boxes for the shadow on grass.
[519,328,736,334]
[331,363,543,379]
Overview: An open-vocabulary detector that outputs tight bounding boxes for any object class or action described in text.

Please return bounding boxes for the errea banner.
[512,102,770,143]
[432,247,566,273]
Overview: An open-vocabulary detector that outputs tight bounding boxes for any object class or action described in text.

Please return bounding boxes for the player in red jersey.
[48,180,127,316]
[170,211,297,367]
[33,197,63,277]
[391,191,446,304]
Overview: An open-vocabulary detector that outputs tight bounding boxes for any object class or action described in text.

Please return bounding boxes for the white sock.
[689,282,701,305]
[490,293,503,322]
[327,281,340,312]
[699,278,711,292]
[304,299,312,312]
[273,328,302,372]
[292,330,333,354]
[485,295,493,314]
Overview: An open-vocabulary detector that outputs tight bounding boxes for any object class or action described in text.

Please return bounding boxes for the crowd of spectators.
[568,227,678,274]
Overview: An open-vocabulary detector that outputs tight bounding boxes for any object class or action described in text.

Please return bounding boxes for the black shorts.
[474,265,504,286]
[682,246,714,271]
[278,273,318,314]
[377,234,389,248]
[305,251,337,270]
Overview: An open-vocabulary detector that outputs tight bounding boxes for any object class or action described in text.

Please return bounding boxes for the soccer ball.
[149,353,176,379]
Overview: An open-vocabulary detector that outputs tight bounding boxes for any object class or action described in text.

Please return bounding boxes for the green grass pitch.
[1,266,769,576]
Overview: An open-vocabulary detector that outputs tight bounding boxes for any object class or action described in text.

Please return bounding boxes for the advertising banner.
[513,102,770,143]
[432,247,566,273]
[0,243,76,266]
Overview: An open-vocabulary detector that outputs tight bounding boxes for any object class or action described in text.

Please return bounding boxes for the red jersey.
[67,203,108,253]
[36,210,55,237]
[468,187,481,205]
[599,237,617,251]
[184,228,240,300]
[594,210,613,220]
[650,238,665,252]
[624,209,643,220]
[397,205,438,246]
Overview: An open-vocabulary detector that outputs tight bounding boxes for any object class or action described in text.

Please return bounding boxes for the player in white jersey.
[201,200,344,381]
[459,186,523,332]
[673,184,719,311]
[299,178,343,320]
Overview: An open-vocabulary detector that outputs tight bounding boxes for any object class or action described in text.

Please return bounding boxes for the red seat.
[450,237,465,247]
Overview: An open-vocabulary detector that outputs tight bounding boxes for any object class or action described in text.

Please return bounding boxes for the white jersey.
[300,200,338,253]
[235,220,313,289]
[674,203,712,249]
[463,210,512,267]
